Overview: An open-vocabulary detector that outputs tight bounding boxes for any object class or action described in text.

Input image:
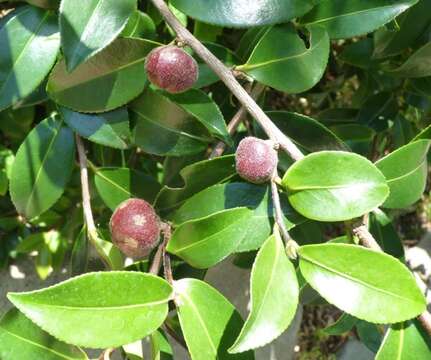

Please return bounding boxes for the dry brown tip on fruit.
[109,198,161,258]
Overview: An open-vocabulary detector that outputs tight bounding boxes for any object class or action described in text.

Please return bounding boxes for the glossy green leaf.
[10,114,75,219]
[167,208,253,268]
[173,182,304,252]
[339,38,375,69]
[282,151,389,222]
[376,140,430,208]
[60,106,130,149]
[357,92,398,128]
[0,308,87,360]
[369,209,404,259]
[121,10,156,39]
[229,235,298,353]
[237,24,329,93]
[131,87,210,156]
[323,313,357,335]
[356,321,382,353]
[410,77,431,99]
[151,330,173,360]
[26,0,59,9]
[376,321,431,359]
[155,155,236,213]
[388,42,431,78]
[174,278,253,360]
[94,167,161,210]
[91,231,124,270]
[267,111,348,152]
[299,244,426,323]
[0,6,60,111]
[170,0,316,28]
[60,0,136,71]
[163,89,230,143]
[374,0,431,58]
[47,38,157,113]
[330,124,375,156]
[301,0,418,39]
[8,272,173,348]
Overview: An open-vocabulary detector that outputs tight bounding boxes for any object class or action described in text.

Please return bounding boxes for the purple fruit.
[145,45,198,93]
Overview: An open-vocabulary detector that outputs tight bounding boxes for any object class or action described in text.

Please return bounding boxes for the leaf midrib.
[96,170,132,197]
[0,326,79,360]
[304,3,411,26]
[288,181,380,192]
[301,255,421,305]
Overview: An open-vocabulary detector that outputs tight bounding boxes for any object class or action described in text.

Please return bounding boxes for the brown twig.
[149,0,304,162]
[162,323,187,349]
[98,348,115,360]
[209,83,266,159]
[149,222,171,275]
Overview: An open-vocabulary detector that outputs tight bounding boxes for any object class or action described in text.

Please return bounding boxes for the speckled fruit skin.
[235,137,278,184]
[145,45,199,93]
[110,198,161,258]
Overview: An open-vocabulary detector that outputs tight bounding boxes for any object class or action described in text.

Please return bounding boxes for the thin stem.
[149,222,171,275]
[162,323,187,349]
[149,0,304,162]
[209,83,266,159]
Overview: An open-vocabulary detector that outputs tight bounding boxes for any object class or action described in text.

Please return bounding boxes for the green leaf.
[163,89,230,143]
[282,151,389,222]
[299,244,426,323]
[339,38,375,69]
[94,167,161,210]
[229,235,298,353]
[151,330,173,360]
[356,321,382,353]
[301,0,418,39]
[167,208,253,268]
[0,6,60,111]
[47,38,157,113]
[330,124,375,156]
[267,111,348,152]
[172,182,304,252]
[376,320,431,359]
[237,24,329,94]
[10,114,75,220]
[0,308,87,360]
[121,10,156,39]
[369,209,404,259]
[376,140,430,208]
[155,155,236,213]
[174,278,253,360]
[7,272,173,348]
[60,0,136,71]
[26,0,59,9]
[92,230,124,270]
[374,0,431,58]
[130,87,210,156]
[323,313,357,335]
[357,92,398,128]
[170,0,316,28]
[387,42,431,78]
[60,106,130,149]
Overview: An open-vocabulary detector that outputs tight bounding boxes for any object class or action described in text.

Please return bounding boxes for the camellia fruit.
[110,198,161,258]
[235,136,278,184]
[145,45,198,93]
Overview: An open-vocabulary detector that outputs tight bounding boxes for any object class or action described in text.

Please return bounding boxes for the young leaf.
[60,106,130,149]
[299,244,426,323]
[47,38,158,113]
[237,24,329,94]
[0,308,87,360]
[10,114,75,220]
[60,0,136,71]
[170,0,316,27]
[0,6,60,111]
[229,235,299,353]
[174,278,253,360]
[172,182,304,252]
[376,320,431,359]
[7,272,173,348]
[94,167,161,210]
[301,0,418,39]
[167,208,253,268]
[282,151,389,222]
[130,87,211,156]
[155,155,236,213]
[376,140,430,208]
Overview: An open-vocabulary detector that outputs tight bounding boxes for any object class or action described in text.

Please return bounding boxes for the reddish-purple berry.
[235,137,278,184]
[110,198,161,258]
[145,45,198,93]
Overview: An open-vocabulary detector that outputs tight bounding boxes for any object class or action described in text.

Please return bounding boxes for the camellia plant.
[1,0,431,359]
